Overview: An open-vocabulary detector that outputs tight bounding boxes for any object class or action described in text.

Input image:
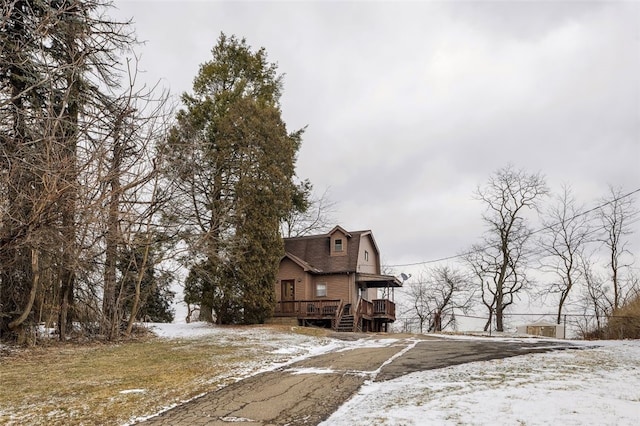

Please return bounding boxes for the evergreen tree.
[164,33,303,324]
[119,244,175,324]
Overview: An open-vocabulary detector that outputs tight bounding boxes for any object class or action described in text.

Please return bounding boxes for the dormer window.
[328,226,349,257]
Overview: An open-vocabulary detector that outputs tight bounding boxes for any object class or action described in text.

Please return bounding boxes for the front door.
[281,280,295,313]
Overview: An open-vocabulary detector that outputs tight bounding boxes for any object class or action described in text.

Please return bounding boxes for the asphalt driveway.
[138,335,576,426]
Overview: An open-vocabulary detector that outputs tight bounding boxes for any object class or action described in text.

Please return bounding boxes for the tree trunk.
[103,134,123,340]
[8,250,40,337]
[199,303,214,323]
[58,269,74,340]
[495,292,504,332]
[58,50,79,341]
[483,311,492,332]
[611,247,619,309]
[125,242,149,336]
[557,287,570,324]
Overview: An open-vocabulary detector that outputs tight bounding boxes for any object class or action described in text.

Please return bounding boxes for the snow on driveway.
[322,338,640,426]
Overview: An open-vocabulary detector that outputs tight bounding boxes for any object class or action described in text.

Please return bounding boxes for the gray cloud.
[113,0,640,270]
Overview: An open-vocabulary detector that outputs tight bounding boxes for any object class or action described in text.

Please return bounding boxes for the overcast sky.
[112,0,639,274]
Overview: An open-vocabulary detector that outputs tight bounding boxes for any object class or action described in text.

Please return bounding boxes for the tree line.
[0,1,313,343]
[402,166,638,338]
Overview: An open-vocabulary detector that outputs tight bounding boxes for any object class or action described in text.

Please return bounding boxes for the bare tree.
[99,75,171,340]
[281,182,337,237]
[0,1,172,342]
[464,165,548,332]
[406,266,474,333]
[405,274,430,334]
[575,252,612,337]
[598,186,638,310]
[540,186,591,324]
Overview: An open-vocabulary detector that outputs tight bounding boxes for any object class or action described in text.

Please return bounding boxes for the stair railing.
[353,298,363,332]
[332,301,344,330]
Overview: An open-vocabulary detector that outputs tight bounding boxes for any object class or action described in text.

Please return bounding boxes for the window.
[334,239,343,252]
[364,250,369,261]
[316,282,327,297]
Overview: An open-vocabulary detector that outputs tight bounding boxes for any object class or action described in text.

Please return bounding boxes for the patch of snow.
[148,322,220,339]
[270,347,299,355]
[287,367,337,375]
[220,416,255,422]
[119,389,146,394]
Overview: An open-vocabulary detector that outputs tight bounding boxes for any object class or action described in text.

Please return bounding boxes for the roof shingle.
[283,230,370,273]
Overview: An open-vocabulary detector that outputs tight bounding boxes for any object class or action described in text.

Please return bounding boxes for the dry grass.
[585,293,640,339]
[607,294,640,339]
[0,326,320,425]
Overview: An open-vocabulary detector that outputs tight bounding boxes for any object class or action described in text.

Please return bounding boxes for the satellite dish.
[400,273,411,282]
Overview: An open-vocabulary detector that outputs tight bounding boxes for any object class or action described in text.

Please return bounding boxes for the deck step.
[335,314,355,332]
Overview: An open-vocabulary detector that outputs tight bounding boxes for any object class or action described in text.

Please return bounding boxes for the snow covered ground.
[322,338,640,426]
[150,323,639,425]
[148,322,405,379]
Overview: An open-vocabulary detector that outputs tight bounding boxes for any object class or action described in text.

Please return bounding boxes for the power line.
[387,187,640,268]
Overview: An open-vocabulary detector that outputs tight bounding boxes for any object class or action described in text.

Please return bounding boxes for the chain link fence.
[393,312,640,339]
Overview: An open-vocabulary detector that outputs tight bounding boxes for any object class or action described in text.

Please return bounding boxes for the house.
[516,321,565,339]
[274,226,402,332]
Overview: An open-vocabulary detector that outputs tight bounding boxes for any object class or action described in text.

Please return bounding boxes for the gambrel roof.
[283,228,377,274]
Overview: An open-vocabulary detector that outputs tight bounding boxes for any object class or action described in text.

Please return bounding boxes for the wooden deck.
[274,298,397,328]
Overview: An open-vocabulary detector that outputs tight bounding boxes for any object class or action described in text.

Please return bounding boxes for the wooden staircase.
[334,304,355,332]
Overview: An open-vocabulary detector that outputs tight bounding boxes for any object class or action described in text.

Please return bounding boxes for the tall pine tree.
[163,33,303,324]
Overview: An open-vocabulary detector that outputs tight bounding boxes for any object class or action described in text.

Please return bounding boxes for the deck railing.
[373,299,396,318]
[360,299,374,318]
[274,299,341,317]
[275,298,396,320]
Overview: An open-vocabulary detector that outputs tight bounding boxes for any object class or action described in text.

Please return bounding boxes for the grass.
[0,325,328,425]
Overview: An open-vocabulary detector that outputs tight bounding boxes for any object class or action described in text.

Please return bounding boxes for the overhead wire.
[386,187,640,268]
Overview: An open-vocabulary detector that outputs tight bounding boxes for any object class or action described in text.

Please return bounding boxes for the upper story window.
[364,250,369,261]
[334,239,343,252]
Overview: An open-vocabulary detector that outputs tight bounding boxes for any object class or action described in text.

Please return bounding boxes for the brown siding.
[318,274,348,301]
[357,236,378,274]
[277,258,305,301]
[277,258,360,304]
[362,288,379,300]
[306,273,357,304]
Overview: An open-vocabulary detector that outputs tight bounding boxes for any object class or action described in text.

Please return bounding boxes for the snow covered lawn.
[323,338,640,426]
[2,322,637,426]
[0,323,343,426]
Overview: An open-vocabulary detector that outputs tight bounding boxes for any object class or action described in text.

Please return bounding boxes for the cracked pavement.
[137,336,575,425]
